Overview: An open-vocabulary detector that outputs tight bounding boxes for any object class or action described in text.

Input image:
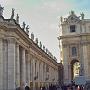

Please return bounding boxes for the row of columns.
[0,38,58,90]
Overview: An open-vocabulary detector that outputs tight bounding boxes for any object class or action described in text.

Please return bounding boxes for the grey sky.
[1,0,90,62]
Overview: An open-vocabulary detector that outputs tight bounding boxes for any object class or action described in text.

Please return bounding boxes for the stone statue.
[35,38,38,44]
[16,14,19,24]
[81,12,84,20]
[0,5,4,16]
[43,45,45,51]
[46,48,48,53]
[11,8,15,19]
[31,33,34,40]
[40,41,42,48]
[60,16,63,22]
[71,10,74,15]
[26,25,29,34]
[22,22,26,30]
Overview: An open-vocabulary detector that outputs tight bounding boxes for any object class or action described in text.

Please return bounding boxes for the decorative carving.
[11,8,15,19]
[16,14,19,24]
[26,25,29,35]
[0,5,4,17]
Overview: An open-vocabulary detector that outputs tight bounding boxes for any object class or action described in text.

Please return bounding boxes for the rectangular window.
[70,25,75,32]
[72,47,77,56]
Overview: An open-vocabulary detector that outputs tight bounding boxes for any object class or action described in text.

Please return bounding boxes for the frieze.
[79,41,90,46]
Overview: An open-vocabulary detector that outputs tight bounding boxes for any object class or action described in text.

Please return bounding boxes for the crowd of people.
[40,85,84,90]
[16,81,87,90]
[40,81,85,90]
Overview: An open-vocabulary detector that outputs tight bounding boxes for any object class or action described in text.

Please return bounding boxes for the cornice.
[60,33,90,39]
[0,17,58,66]
[30,41,58,66]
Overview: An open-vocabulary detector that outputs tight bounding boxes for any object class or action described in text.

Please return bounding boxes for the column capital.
[7,38,16,44]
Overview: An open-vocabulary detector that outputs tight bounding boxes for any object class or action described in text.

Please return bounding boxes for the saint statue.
[16,14,19,24]
[11,8,15,19]
[26,25,29,34]
[43,45,45,51]
[35,38,38,44]
[31,33,34,40]
[60,16,63,22]
[22,22,26,30]
[81,12,84,20]
[40,41,42,48]
[0,5,4,16]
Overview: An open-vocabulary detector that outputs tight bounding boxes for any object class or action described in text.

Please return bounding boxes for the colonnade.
[0,38,58,90]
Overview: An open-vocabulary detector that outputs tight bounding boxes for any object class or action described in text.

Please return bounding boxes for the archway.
[71,60,80,80]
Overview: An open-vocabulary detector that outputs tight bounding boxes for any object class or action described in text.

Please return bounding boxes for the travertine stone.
[0,39,3,90]
[16,44,20,88]
[21,48,26,89]
[3,40,8,90]
[7,38,16,90]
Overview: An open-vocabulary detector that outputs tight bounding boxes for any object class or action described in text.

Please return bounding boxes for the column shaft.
[8,39,16,90]
[16,44,20,88]
[0,39,3,90]
[3,40,8,90]
[22,48,26,89]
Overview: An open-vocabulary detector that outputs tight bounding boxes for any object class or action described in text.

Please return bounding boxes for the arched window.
[72,47,77,56]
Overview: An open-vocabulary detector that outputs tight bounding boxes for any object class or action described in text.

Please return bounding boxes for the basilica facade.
[58,11,90,84]
[0,5,59,90]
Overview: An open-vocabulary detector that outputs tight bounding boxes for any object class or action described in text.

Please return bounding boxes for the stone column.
[15,44,20,88]
[7,38,16,90]
[83,44,88,78]
[41,62,43,82]
[22,48,26,89]
[3,40,8,90]
[63,46,69,84]
[26,52,30,86]
[0,39,3,90]
[79,43,85,76]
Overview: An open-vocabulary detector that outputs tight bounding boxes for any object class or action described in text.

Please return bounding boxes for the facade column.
[26,52,30,86]
[22,48,26,89]
[7,38,16,90]
[3,40,8,90]
[15,44,20,88]
[41,62,43,86]
[63,46,69,84]
[0,39,3,90]
[83,44,88,79]
[79,43,85,76]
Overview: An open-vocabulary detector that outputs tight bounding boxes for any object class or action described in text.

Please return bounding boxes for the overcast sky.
[0,0,90,62]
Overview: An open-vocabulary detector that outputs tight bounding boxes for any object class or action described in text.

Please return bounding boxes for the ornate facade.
[58,11,90,84]
[0,5,58,90]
